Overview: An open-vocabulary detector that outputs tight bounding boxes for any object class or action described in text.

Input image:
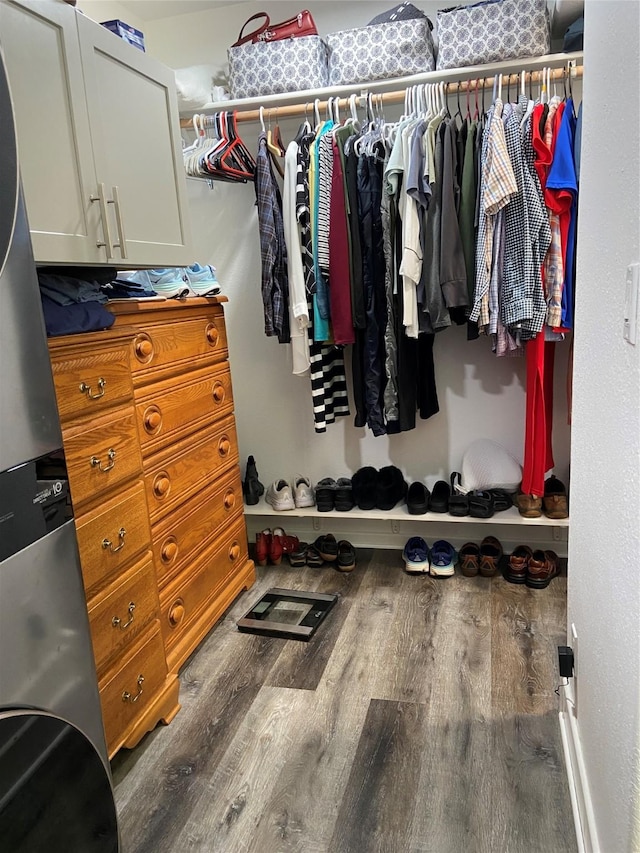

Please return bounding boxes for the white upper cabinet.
[0,0,192,267]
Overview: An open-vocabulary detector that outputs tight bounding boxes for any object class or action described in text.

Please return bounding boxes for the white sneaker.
[265,479,295,511]
[292,474,315,508]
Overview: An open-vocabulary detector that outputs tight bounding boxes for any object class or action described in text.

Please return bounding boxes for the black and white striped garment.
[316,130,334,276]
[297,134,350,433]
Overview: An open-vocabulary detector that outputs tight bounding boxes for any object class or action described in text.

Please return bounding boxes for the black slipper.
[429,480,451,513]
[407,482,430,515]
[448,471,469,516]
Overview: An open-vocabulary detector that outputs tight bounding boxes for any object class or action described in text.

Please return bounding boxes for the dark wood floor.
[111,549,576,853]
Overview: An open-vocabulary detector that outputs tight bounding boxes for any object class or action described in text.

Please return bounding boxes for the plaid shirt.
[255,132,289,342]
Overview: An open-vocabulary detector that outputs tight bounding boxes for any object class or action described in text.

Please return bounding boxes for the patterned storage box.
[436,0,550,71]
[228,35,328,99]
[326,18,435,87]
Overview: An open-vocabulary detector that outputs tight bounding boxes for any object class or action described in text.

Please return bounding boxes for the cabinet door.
[77,15,192,268]
[0,0,106,264]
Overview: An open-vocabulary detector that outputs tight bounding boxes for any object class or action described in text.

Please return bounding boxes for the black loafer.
[407,482,430,515]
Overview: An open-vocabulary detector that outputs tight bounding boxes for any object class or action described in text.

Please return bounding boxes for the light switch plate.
[624,263,639,345]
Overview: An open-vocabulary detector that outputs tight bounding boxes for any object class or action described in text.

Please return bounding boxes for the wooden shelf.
[244,500,569,528]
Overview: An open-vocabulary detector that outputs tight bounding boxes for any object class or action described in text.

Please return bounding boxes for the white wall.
[142,0,572,509]
[568,1,640,850]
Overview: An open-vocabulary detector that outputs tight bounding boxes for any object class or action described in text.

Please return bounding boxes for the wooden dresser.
[48,297,255,757]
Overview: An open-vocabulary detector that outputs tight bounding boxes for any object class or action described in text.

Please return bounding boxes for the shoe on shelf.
[430,539,457,578]
[184,263,221,296]
[429,480,451,513]
[448,472,469,517]
[334,478,354,512]
[243,455,264,506]
[255,528,272,567]
[315,533,338,562]
[457,542,480,577]
[488,489,514,513]
[543,475,568,519]
[407,482,430,515]
[352,466,378,510]
[403,536,430,573]
[506,544,533,584]
[376,465,407,510]
[265,479,295,511]
[315,478,337,512]
[468,490,494,519]
[526,549,560,588]
[336,540,356,572]
[141,268,190,298]
[479,535,503,577]
[292,474,315,508]
[515,492,542,518]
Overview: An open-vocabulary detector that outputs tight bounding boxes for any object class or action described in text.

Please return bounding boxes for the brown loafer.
[479,535,503,577]
[543,475,569,519]
[506,545,533,584]
[515,492,542,518]
[526,549,559,588]
[458,542,480,577]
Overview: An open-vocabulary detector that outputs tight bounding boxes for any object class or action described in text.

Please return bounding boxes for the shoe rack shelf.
[244,500,569,527]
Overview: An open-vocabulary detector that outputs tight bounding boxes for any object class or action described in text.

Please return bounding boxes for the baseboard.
[559,680,600,853]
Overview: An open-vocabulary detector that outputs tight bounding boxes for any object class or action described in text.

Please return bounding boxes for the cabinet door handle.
[110,185,128,259]
[90,183,115,259]
[112,601,135,630]
[102,527,126,553]
[79,377,106,400]
[122,674,144,703]
[90,448,116,472]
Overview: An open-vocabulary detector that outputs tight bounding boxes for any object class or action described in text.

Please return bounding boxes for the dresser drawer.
[99,621,167,756]
[129,309,228,381]
[50,338,134,423]
[136,363,234,453]
[153,467,243,587]
[144,414,238,523]
[64,408,142,507]
[88,554,159,673]
[159,515,249,657]
[76,480,151,595]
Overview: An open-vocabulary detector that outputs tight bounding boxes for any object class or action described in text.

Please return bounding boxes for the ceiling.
[117,1,248,22]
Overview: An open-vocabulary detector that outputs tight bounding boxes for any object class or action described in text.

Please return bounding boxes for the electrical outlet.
[312,517,321,531]
[552,525,562,541]
[391,519,400,534]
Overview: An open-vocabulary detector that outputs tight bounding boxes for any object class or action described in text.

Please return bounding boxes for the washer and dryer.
[0,45,119,852]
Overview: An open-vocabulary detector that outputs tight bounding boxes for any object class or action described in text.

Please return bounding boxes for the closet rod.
[181,64,583,128]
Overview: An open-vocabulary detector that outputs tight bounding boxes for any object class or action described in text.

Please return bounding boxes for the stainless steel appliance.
[0,45,119,852]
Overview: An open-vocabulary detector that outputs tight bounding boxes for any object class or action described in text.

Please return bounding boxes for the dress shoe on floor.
[458,542,480,577]
[506,544,533,584]
[479,535,503,577]
[526,549,560,588]
[336,540,356,572]
[243,455,264,506]
[265,479,295,511]
[315,534,338,562]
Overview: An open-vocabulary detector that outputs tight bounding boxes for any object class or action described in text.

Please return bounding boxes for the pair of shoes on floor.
[255,527,300,566]
[314,478,354,512]
[506,546,560,588]
[243,455,264,506]
[457,536,503,577]
[125,265,221,298]
[265,476,315,511]
[402,538,457,577]
[515,475,568,519]
[352,466,407,511]
[291,534,356,572]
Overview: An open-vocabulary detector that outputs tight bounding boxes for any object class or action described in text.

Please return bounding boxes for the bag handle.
[233,12,270,47]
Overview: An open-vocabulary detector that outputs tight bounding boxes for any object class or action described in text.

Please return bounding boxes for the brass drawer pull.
[90,448,116,472]
[79,377,106,399]
[102,527,126,553]
[112,601,135,630]
[122,674,144,703]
